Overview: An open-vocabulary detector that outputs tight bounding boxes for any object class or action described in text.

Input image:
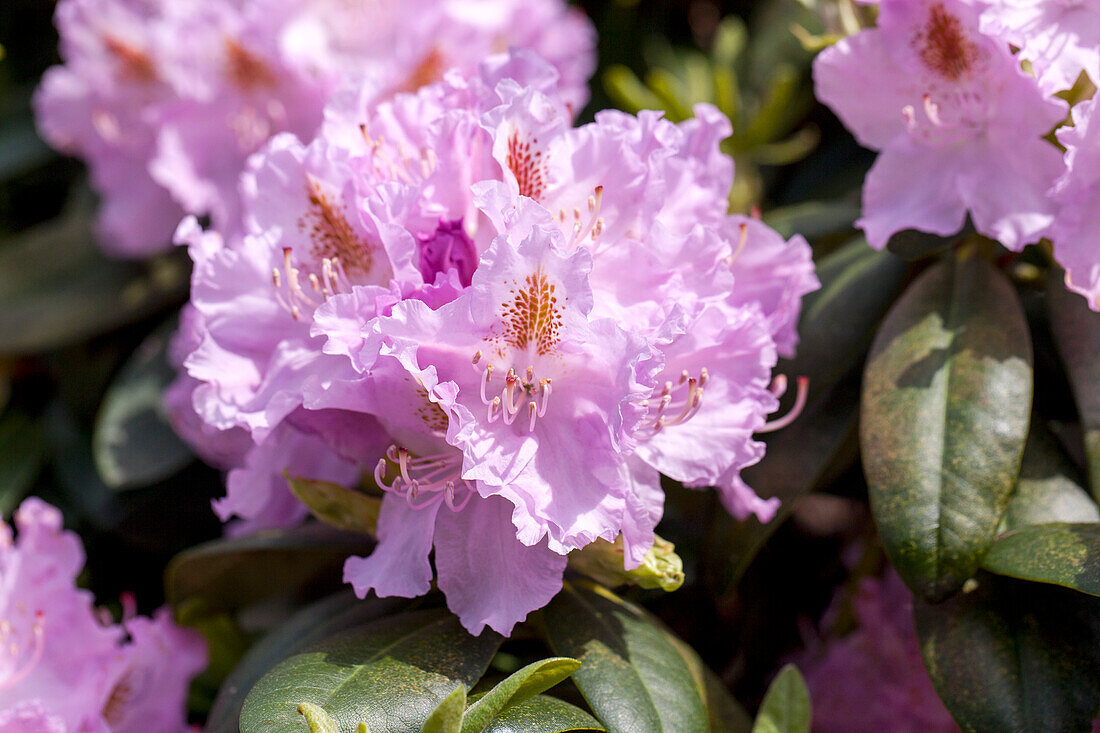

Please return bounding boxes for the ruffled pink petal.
[434,494,567,636]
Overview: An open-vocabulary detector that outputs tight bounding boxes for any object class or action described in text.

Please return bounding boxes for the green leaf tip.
[421,685,467,733]
[286,472,381,535]
[461,657,582,733]
[752,664,811,733]
[298,702,341,733]
[568,534,684,592]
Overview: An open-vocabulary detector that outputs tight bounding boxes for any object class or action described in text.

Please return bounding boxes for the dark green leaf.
[287,474,381,535]
[481,695,604,733]
[461,658,581,733]
[206,592,411,733]
[43,400,122,528]
[761,201,860,242]
[93,316,193,489]
[661,627,752,733]
[862,256,1033,601]
[1048,272,1100,500]
[885,227,964,261]
[783,236,908,399]
[542,582,707,733]
[240,608,502,733]
[0,410,46,516]
[915,573,1100,732]
[0,196,188,354]
[423,686,466,733]
[1002,426,1099,531]
[982,523,1100,596]
[166,523,368,610]
[751,665,810,733]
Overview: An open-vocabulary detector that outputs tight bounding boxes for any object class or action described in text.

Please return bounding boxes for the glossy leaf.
[240,608,502,733]
[481,695,604,733]
[423,686,466,733]
[542,582,707,733]
[1002,426,1099,531]
[0,197,188,355]
[751,665,810,733]
[915,573,1100,732]
[0,410,46,517]
[166,523,368,610]
[93,317,193,489]
[862,256,1033,601]
[287,474,381,535]
[206,592,411,733]
[1048,273,1100,500]
[461,658,581,733]
[661,627,752,733]
[981,523,1100,596]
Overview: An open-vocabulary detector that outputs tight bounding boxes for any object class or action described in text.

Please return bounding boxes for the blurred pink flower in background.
[34,0,595,256]
[800,569,958,733]
[0,499,206,732]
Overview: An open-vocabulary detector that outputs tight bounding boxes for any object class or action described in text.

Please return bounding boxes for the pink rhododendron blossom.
[800,570,957,733]
[1051,96,1100,311]
[979,0,1100,93]
[34,0,595,256]
[173,52,818,634]
[814,0,1067,249]
[0,498,206,731]
[171,53,561,535]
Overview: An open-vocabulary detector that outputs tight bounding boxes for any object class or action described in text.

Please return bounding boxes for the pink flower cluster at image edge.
[33,0,595,256]
[167,49,819,636]
[0,499,205,733]
[814,0,1100,310]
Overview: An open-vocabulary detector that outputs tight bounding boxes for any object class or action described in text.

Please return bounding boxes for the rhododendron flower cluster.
[33,0,595,256]
[800,570,956,733]
[814,0,1100,310]
[170,51,818,635]
[0,499,205,732]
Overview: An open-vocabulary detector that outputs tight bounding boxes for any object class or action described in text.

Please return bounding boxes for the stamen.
[724,222,749,267]
[567,186,604,249]
[373,445,474,512]
[759,376,810,433]
[922,94,942,126]
[638,367,708,435]
[271,247,321,320]
[477,362,553,430]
